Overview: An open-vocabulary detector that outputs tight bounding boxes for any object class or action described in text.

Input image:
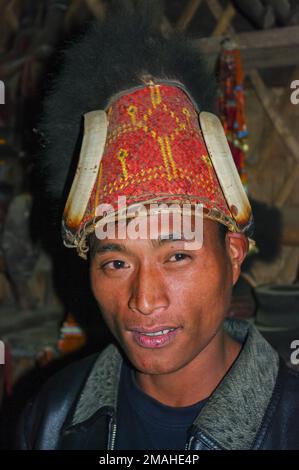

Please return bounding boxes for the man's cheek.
[94,283,118,311]
[102,315,124,346]
[102,306,125,336]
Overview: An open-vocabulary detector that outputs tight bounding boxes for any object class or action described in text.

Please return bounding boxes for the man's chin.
[122,346,182,376]
[133,362,179,376]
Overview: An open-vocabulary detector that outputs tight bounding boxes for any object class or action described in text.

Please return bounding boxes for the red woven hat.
[62,81,252,258]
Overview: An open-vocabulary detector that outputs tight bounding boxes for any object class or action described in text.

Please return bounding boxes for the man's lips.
[128,325,182,349]
[128,325,180,334]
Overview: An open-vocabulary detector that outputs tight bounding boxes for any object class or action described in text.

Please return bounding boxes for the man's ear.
[225,232,248,286]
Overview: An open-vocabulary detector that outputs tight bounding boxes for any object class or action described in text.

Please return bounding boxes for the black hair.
[218,223,228,244]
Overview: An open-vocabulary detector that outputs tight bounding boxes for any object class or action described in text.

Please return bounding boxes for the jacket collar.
[192,318,279,449]
[71,342,123,425]
[71,318,279,450]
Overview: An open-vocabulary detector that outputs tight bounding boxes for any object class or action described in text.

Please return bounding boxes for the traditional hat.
[39,8,253,258]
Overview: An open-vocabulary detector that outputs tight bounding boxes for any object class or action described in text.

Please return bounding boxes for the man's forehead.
[95,230,191,246]
[90,217,223,255]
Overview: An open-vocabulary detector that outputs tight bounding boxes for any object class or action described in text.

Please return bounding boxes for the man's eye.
[168,253,190,262]
[102,260,129,270]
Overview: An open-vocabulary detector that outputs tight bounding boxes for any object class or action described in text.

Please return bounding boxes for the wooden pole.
[248,70,299,207]
[212,2,236,37]
[194,25,299,69]
[205,0,223,20]
[249,69,299,166]
[253,65,299,177]
[275,166,299,208]
[85,0,106,19]
[281,206,299,246]
[176,0,202,32]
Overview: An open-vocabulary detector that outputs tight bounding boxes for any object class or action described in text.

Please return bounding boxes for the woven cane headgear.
[39,11,253,258]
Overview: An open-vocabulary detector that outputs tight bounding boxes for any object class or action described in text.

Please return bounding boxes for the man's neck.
[135,330,242,407]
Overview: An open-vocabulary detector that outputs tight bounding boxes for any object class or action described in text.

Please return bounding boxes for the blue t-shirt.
[115,360,208,450]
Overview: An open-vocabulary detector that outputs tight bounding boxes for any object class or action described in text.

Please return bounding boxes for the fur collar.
[71,318,279,449]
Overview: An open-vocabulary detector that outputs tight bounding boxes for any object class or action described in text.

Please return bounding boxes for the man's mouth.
[129,326,181,349]
[141,328,176,336]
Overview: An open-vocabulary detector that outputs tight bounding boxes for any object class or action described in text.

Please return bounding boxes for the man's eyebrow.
[152,232,191,246]
[94,233,192,254]
[95,243,128,254]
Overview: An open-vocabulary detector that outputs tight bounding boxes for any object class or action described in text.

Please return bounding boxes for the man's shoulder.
[279,361,299,400]
[34,343,121,404]
[261,361,299,449]
[16,346,117,449]
[42,352,99,394]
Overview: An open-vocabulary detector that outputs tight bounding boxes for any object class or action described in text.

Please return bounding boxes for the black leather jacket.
[16,319,299,450]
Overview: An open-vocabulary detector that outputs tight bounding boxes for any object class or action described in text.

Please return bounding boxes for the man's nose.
[128,265,169,315]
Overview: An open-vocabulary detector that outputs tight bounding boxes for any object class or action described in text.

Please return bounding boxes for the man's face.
[90,216,247,376]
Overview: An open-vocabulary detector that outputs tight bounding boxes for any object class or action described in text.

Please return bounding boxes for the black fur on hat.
[38,1,216,206]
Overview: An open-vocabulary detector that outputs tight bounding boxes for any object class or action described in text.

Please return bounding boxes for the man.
[17,10,299,450]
